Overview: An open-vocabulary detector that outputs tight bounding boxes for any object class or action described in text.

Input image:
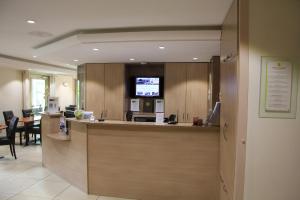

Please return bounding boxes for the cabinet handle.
[187,113,189,121]
[222,122,228,141]
[183,113,185,120]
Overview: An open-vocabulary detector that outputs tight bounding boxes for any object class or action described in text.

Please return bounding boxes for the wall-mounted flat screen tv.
[135,77,163,97]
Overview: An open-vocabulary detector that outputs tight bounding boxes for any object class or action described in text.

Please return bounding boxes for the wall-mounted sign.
[259,57,298,118]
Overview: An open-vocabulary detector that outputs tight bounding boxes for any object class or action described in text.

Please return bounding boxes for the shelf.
[46,133,71,141]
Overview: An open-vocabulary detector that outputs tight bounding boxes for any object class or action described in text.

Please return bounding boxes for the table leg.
[24,126,29,146]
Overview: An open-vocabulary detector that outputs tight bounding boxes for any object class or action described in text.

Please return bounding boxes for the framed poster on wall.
[259,57,298,118]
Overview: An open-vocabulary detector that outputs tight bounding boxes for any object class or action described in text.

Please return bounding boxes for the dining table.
[0,124,7,159]
[0,124,7,131]
[19,116,42,146]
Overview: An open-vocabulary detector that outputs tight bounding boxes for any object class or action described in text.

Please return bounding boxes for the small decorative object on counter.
[89,114,95,123]
[74,110,83,120]
[59,116,67,134]
[193,117,199,126]
[197,119,203,126]
[193,117,203,126]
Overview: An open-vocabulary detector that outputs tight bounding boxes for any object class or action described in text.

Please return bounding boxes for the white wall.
[0,67,23,122]
[244,0,300,200]
[54,75,75,110]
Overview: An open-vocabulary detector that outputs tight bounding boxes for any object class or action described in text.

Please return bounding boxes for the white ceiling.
[0,0,233,74]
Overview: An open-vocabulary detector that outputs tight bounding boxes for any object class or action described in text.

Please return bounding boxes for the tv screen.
[135,77,160,97]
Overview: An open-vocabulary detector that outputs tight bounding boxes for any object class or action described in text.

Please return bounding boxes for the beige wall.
[244,0,300,200]
[54,75,75,110]
[0,67,23,121]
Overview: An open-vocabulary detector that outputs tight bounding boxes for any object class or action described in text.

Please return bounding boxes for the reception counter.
[42,114,220,200]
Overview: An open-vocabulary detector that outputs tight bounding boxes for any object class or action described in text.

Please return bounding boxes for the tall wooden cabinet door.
[164,63,187,122]
[104,64,125,120]
[186,63,208,122]
[219,0,238,199]
[85,64,105,118]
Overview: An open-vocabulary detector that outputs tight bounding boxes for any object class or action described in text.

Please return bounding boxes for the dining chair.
[22,109,33,118]
[24,120,41,145]
[3,111,25,145]
[0,116,19,159]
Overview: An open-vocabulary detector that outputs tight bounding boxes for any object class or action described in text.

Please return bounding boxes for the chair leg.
[34,134,37,143]
[20,132,22,145]
[9,144,13,157]
[12,144,17,159]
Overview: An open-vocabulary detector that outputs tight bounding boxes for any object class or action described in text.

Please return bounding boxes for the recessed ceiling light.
[159,46,165,50]
[129,58,135,61]
[93,48,99,51]
[193,57,199,60]
[32,55,37,58]
[73,59,79,62]
[26,20,35,24]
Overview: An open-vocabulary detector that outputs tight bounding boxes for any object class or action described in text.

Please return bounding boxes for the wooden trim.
[234,0,249,199]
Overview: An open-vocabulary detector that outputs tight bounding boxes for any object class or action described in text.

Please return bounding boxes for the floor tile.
[98,196,136,200]
[0,177,39,195]
[0,193,14,200]
[7,194,52,200]
[55,185,98,200]
[43,174,68,183]
[16,166,51,180]
[20,180,70,198]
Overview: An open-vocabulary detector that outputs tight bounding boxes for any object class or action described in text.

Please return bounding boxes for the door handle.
[222,122,228,141]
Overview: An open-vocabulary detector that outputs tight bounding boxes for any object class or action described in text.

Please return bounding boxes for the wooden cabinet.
[86,64,105,118]
[165,63,208,123]
[104,64,125,120]
[164,63,187,122]
[186,63,208,122]
[84,63,125,120]
[219,0,238,200]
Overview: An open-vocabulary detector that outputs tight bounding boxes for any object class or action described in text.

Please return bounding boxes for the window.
[30,75,50,114]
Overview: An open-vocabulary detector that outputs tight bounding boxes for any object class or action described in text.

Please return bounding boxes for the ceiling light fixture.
[193,57,199,60]
[73,59,79,62]
[32,55,37,58]
[129,58,135,61]
[159,46,165,50]
[93,48,99,51]
[26,20,36,24]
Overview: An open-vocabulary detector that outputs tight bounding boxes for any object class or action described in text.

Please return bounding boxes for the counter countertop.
[66,118,220,131]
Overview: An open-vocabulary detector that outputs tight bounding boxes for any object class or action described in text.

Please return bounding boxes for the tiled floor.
[0,144,135,200]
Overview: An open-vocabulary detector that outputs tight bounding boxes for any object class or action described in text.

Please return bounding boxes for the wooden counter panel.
[42,121,88,192]
[87,126,219,200]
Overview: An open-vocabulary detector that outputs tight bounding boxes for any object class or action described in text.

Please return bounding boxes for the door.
[219,0,238,199]
[104,64,125,120]
[164,63,187,122]
[31,74,50,114]
[85,64,105,118]
[185,63,208,122]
